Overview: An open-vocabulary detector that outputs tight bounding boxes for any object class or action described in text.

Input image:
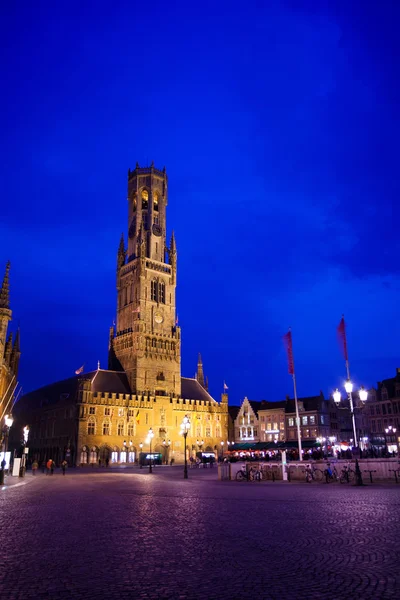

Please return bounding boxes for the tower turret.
[10,328,21,377]
[0,262,12,365]
[196,353,205,388]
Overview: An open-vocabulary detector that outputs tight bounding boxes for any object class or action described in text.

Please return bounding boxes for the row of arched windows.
[151,279,165,303]
[146,338,176,352]
[132,189,159,212]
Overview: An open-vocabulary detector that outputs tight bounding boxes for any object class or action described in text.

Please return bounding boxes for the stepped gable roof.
[181,377,216,402]
[285,394,324,414]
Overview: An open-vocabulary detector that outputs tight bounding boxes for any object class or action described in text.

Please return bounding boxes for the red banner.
[337,316,348,361]
[283,330,295,375]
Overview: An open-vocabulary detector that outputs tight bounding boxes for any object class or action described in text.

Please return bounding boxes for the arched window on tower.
[132,194,137,212]
[142,189,149,209]
[153,192,159,212]
[151,280,157,301]
[159,281,165,304]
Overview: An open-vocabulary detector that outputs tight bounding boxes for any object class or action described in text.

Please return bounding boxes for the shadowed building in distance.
[12,164,228,465]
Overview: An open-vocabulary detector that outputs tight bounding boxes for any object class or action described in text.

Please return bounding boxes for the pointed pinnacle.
[198,352,203,365]
[170,230,176,252]
[118,233,125,253]
[13,328,20,352]
[0,261,10,309]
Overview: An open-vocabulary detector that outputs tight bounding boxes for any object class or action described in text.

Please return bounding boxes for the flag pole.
[283,328,303,461]
[292,371,303,462]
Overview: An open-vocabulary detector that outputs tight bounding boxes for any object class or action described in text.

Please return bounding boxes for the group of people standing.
[31,459,68,475]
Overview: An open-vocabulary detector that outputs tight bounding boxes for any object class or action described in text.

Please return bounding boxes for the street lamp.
[220,440,224,460]
[3,414,14,453]
[180,415,190,479]
[333,381,368,448]
[123,440,133,463]
[139,442,143,468]
[147,428,154,473]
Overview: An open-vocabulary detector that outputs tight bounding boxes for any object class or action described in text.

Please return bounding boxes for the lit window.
[302,416,308,425]
[80,450,88,464]
[111,451,118,463]
[118,408,124,417]
[159,281,165,304]
[87,419,95,435]
[309,415,316,425]
[288,418,294,427]
[89,449,97,464]
[142,189,149,209]
[120,451,127,463]
[151,280,157,302]
[273,422,278,430]
[153,193,159,212]
[267,423,271,431]
[280,422,284,430]
[205,426,211,437]
[321,415,324,424]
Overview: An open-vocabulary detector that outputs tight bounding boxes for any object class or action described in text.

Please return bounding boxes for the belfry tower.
[110,163,181,396]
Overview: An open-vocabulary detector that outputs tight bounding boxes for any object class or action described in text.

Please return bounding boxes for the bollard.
[0,469,4,485]
[363,469,376,484]
[355,459,364,486]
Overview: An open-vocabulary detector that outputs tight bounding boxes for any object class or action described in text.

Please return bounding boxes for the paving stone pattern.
[0,467,399,600]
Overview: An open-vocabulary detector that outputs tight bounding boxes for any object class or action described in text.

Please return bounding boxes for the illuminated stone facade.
[14,164,228,465]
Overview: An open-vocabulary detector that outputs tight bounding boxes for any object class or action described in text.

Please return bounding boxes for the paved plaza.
[0,466,399,600]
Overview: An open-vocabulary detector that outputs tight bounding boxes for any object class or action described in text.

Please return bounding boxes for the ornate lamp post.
[180,415,190,479]
[139,442,143,468]
[147,428,154,473]
[123,440,133,463]
[333,384,368,448]
[220,440,225,460]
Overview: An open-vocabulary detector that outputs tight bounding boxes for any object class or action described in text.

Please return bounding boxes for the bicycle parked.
[236,465,263,481]
[324,465,338,483]
[339,464,355,484]
[304,464,324,483]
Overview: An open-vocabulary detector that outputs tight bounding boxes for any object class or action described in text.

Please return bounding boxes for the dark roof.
[181,377,217,402]
[90,369,130,394]
[228,406,240,421]
[16,370,217,414]
[285,394,324,414]
[257,400,287,411]
[377,369,400,399]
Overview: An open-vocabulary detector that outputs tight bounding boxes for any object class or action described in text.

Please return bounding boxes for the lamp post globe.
[344,379,353,394]
[359,387,368,403]
[333,389,341,406]
[180,415,190,479]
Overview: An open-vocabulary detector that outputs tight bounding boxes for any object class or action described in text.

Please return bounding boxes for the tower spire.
[0,261,10,309]
[196,353,205,388]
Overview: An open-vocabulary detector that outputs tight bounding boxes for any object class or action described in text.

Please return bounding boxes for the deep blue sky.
[1,1,399,404]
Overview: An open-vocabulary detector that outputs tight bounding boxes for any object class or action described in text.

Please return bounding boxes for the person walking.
[61,460,67,476]
[50,460,55,475]
[105,457,109,468]
[32,460,38,475]
[46,459,52,475]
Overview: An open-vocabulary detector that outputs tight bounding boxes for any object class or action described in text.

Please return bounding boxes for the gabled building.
[366,369,400,451]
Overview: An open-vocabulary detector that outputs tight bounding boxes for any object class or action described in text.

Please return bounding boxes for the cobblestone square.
[0,467,399,599]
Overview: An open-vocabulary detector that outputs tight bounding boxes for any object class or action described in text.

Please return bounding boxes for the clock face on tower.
[154,311,163,324]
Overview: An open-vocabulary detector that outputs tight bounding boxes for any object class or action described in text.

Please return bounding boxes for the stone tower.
[0,262,12,369]
[110,163,181,396]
